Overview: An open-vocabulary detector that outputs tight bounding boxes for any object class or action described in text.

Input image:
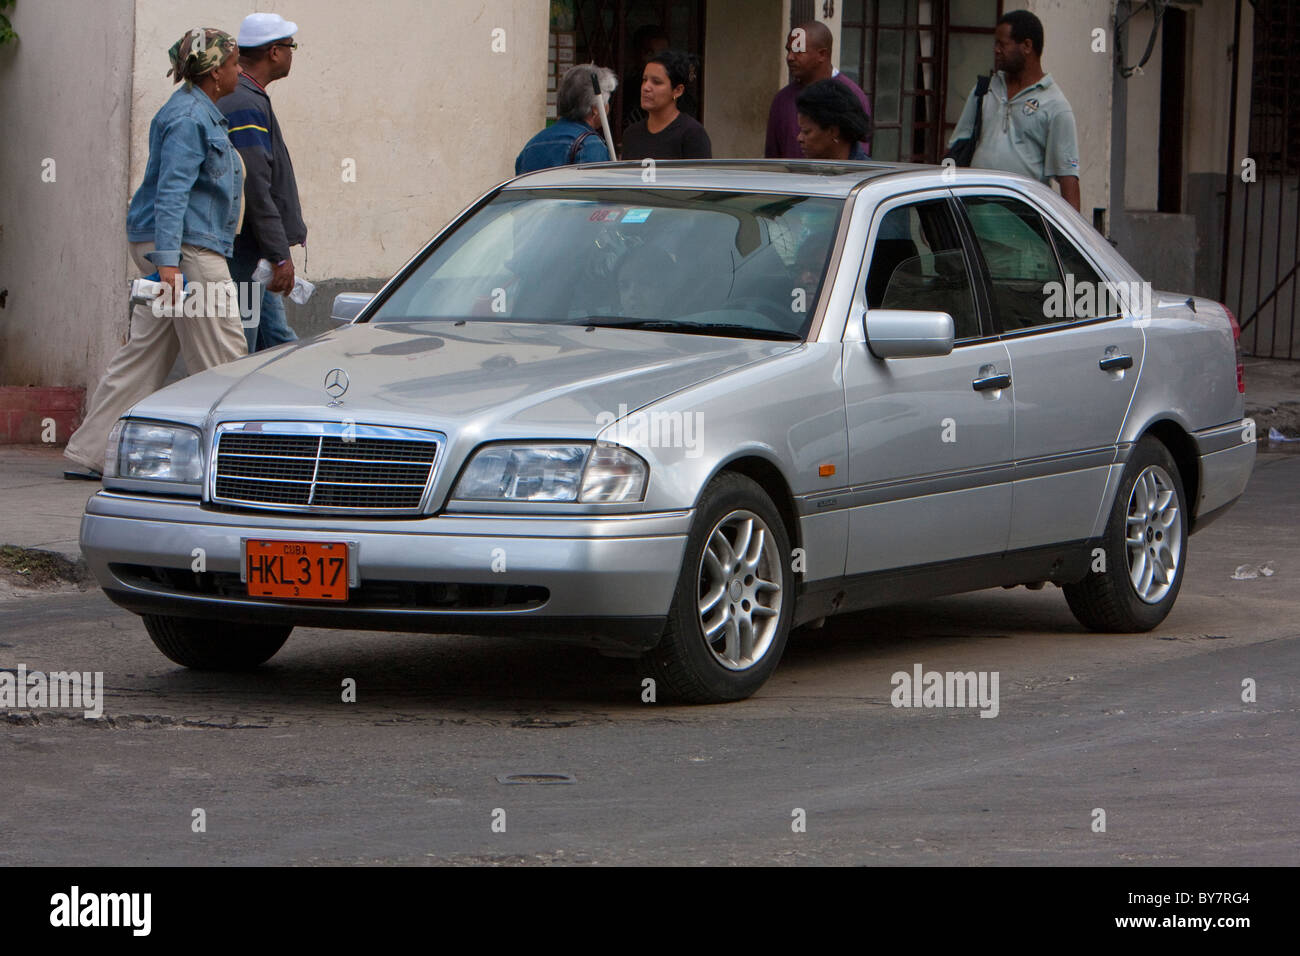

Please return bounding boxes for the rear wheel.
[1064,436,1188,632]
[638,473,793,703]
[143,614,292,670]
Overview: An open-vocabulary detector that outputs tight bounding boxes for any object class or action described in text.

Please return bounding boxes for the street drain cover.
[496,773,577,785]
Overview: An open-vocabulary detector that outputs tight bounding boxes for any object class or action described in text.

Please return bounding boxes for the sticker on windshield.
[622,208,653,224]
[588,208,623,222]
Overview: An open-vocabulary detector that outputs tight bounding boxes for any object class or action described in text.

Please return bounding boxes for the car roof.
[506,159,926,198]
[505,159,1052,198]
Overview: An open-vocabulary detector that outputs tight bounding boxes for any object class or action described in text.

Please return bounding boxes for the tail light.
[1223,305,1245,393]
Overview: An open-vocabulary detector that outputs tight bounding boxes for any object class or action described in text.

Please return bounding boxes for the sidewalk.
[0,358,1297,564]
[1243,356,1300,437]
[0,445,95,560]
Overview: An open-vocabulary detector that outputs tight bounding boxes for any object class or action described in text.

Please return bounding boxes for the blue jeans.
[229,240,300,353]
[245,284,298,353]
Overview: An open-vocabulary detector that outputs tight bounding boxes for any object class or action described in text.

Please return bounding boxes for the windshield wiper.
[578,318,803,341]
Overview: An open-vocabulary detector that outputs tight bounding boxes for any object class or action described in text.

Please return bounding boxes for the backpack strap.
[567,129,597,165]
[971,73,992,144]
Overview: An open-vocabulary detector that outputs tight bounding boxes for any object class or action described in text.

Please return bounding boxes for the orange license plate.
[245,540,349,600]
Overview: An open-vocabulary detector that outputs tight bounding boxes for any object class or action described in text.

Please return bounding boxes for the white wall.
[703,0,786,157]
[0,0,136,390]
[1024,0,1113,220]
[1121,3,1162,211]
[1186,0,1253,177]
[130,0,549,283]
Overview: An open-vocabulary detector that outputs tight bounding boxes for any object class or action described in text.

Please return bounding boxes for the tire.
[638,472,794,703]
[143,614,292,670]
[1064,436,1189,632]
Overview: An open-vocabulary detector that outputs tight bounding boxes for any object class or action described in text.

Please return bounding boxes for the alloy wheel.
[1125,464,1183,604]
[696,509,784,670]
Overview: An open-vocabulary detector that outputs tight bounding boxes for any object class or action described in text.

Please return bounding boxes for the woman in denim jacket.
[65,29,249,479]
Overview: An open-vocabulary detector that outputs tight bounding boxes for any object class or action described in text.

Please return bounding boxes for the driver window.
[864,200,980,339]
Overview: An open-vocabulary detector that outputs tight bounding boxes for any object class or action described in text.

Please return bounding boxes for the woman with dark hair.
[795,78,872,161]
[620,49,712,161]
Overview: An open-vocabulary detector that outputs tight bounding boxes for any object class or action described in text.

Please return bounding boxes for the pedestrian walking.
[620,50,711,161]
[63,28,247,481]
[516,64,617,174]
[220,12,307,352]
[946,9,1081,211]
[766,21,871,160]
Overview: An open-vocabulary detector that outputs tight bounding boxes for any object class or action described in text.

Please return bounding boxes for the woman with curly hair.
[795,78,873,161]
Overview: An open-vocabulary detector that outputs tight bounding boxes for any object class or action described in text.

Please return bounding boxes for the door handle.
[972,372,1011,392]
[1099,353,1133,371]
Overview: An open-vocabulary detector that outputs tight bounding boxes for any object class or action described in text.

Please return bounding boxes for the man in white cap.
[219,13,307,351]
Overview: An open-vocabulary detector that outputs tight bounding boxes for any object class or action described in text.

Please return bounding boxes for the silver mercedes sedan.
[80,161,1255,703]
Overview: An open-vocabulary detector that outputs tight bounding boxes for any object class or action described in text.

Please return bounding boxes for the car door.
[841,192,1014,575]
[954,188,1145,550]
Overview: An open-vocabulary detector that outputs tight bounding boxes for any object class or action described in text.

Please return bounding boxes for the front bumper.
[80,492,692,653]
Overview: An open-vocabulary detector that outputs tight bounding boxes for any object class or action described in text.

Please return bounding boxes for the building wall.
[0,0,136,391]
[1023,0,1113,224]
[1121,4,1162,212]
[1185,0,1253,180]
[131,0,549,287]
[1185,0,1255,300]
[702,0,786,157]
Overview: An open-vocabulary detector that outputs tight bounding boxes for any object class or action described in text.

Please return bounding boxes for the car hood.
[131,321,799,438]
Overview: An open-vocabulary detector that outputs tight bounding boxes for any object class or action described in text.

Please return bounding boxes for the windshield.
[369,189,843,339]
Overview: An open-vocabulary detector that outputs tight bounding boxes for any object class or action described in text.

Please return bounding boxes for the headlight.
[454,442,646,503]
[107,421,204,482]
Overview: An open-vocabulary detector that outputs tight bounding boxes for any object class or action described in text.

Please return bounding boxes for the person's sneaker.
[63,467,102,481]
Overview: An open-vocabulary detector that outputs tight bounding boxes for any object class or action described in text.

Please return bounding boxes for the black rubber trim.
[797,446,1115,515]
[102,588,665,653]
[794,539,1098,626]
[1192,421,1251,456]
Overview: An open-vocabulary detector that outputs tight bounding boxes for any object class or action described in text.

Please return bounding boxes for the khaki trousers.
[65,242,247,472]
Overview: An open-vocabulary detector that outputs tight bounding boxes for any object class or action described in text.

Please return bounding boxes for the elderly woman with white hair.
[515,64,617,174]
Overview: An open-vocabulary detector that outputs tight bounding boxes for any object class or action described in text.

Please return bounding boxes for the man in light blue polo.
[948,9,1081,211]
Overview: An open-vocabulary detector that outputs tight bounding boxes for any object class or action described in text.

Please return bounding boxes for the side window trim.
[955,191,1086,337]
[1043,221,1124,321]
[950,184,1133,332]
[849,189,985,344]
[947,193,996,341]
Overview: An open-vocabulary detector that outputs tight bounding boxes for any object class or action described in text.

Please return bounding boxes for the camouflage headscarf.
[166,28,237,84]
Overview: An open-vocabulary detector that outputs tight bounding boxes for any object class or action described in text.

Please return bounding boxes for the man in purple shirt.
[766,21,872,159]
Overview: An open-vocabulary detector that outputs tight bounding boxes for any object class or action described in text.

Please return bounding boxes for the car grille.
[211,424,439,514]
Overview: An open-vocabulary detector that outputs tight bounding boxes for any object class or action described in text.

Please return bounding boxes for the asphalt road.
[2,454,1297,865]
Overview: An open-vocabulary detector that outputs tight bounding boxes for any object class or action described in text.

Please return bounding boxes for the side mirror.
[330,293,374,324]
[863,309,955,359]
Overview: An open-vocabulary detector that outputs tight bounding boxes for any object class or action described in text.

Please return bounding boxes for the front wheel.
[1064,436,1188,632]
[638,473,793,703]
[143,614,292,670]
